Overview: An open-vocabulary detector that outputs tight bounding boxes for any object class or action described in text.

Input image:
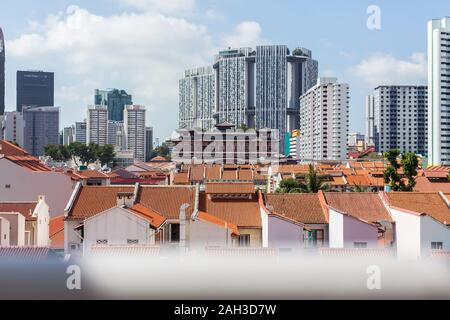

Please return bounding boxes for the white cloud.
[221,21,267,49]
[6,5,214,136]
[349,52,427,88]
[119,0,196,15]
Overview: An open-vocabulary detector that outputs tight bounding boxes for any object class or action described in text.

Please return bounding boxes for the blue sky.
[1,0,449,141]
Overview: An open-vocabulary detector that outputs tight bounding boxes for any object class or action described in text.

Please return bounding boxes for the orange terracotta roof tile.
[205,182,255,194]
[386,192,450,225]
[0,140,29,156]
[4,155,51,171]
[222,170,238,180]
[68,186,135,220]
[173,172,189,185]
[0,202,37,220]
[238,169,253,181]
[190,166,205,181]
[198,193,261,228]
[130,203,166,229]
[205,165,222,180]
[346,175,372,186]
[197,211,239,236]
[137,186,196,220]
[75,170,110,179]
[414,176,450,193]
[265,193,327,224]
[324,192,393,223]
[331,176,346,186]
[49,215,64,249]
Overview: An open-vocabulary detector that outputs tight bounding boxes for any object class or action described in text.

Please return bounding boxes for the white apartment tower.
[124,105,146,162]
[428,17,450,165]
[299,78,349,161]
[365,95,375,146]
[372,86,428,155]
[87,105,108,146]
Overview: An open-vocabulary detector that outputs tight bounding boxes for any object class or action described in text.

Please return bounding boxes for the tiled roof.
[238,170,253,181]
[205,165,222,180]
[49,215,64,249]
[130,203,166,229]
[222,170,238,180]
[323,192,393,222]
[190,166,205,181]
[67,186,134,220]
[414,176,450,193]
[0,247,51,262]
[136,186,196,220]
[198,193,261,228]
[265,193,328,224]
[4,155,51,172]
[173,172,189,185]
[346,175,372,186]
[197,211,239,236]
[150,156,168,162]
[0,140,29,156]
[73,170,110,179]
[205,247,277,257]
[386,192,450,225]
[205,182,255,194]
[0,202,37,220]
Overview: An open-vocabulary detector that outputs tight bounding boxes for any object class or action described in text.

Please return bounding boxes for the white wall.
[189,219,232,251]
[84,207,154,254]
[328,208,344,248]
[34,197,50,247]
[267,215,303,251]
[0,213,25,246]
[260,207,269,248]
[0,159,74,217]
[0,218,10,246]
[389,208,421,260]
[420,215,450,257]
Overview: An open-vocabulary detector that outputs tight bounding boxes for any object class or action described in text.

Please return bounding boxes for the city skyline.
[0,0,447,141]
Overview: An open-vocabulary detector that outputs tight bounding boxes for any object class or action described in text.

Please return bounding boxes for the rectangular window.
[354,242,368,248]
[239,234,251,247]
[431,242,443,250]
[96,239,108,245]
[170,224,180,243]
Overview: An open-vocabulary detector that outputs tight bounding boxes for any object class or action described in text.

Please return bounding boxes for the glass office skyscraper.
[95,89,133,122]
[16,71,54,112]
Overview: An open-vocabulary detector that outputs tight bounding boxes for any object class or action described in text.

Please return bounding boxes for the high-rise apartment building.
[22,106,60,156]
[62,125,75,146]
[16,71,54,112]
[95,89,133,122]
[366,95,375,146]
[75,121,87,144]
[107,120,125,149]
[124,105,146,161]
[213,47,255,127]
[179,67,215,130]
[299,78,349,161]
[428,17,450,165]
[87,105,108,146]
[145,127,153,160]
[0,111,25,147]
[372,85,428,155]
[0,27,5,115]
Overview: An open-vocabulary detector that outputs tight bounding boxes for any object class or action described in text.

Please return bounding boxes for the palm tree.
[298,164,330,193]
[352,183,366,192]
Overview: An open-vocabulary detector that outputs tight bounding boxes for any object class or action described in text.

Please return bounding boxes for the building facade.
[372,85,428,155]
[62,125,75,146]
[145,127,153,161]
[16,71,54,112]
[22,106,60,156]
[0,111,25,147]
[365,95,375,146]
[179,66,215,130]
[95,89,133,122]
[428,17,450,165]
[124,105,146,161]
[299,78,349,161]
[107,120,125,149]
[75,121,87,144]
[87,105,108,146]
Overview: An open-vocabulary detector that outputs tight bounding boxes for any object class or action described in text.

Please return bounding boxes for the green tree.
[401,152,419,191]
[97,144,116,167]
[383,149,419,191]
[68,142,90,166]
[44,144,70,162]
[276,178,303,193]
[352,183,367,192]
[298,164,330,193]
[149,143,171,161]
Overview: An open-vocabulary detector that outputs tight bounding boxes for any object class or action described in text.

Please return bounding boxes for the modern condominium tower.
[365,95,375,146]
[371,86,428,155]
[87,105,108,146]
[213,47,255,128]
[75,121,87,144]
[428,17,450,165]
[124,105,146,162]
[299,78,349,161]
[0,27,5,115]
[179,66,215,130]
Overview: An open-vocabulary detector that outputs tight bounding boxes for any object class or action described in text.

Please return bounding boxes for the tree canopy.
[276,164,329,193]
[383,149,419,191]
[45,142,116,167]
